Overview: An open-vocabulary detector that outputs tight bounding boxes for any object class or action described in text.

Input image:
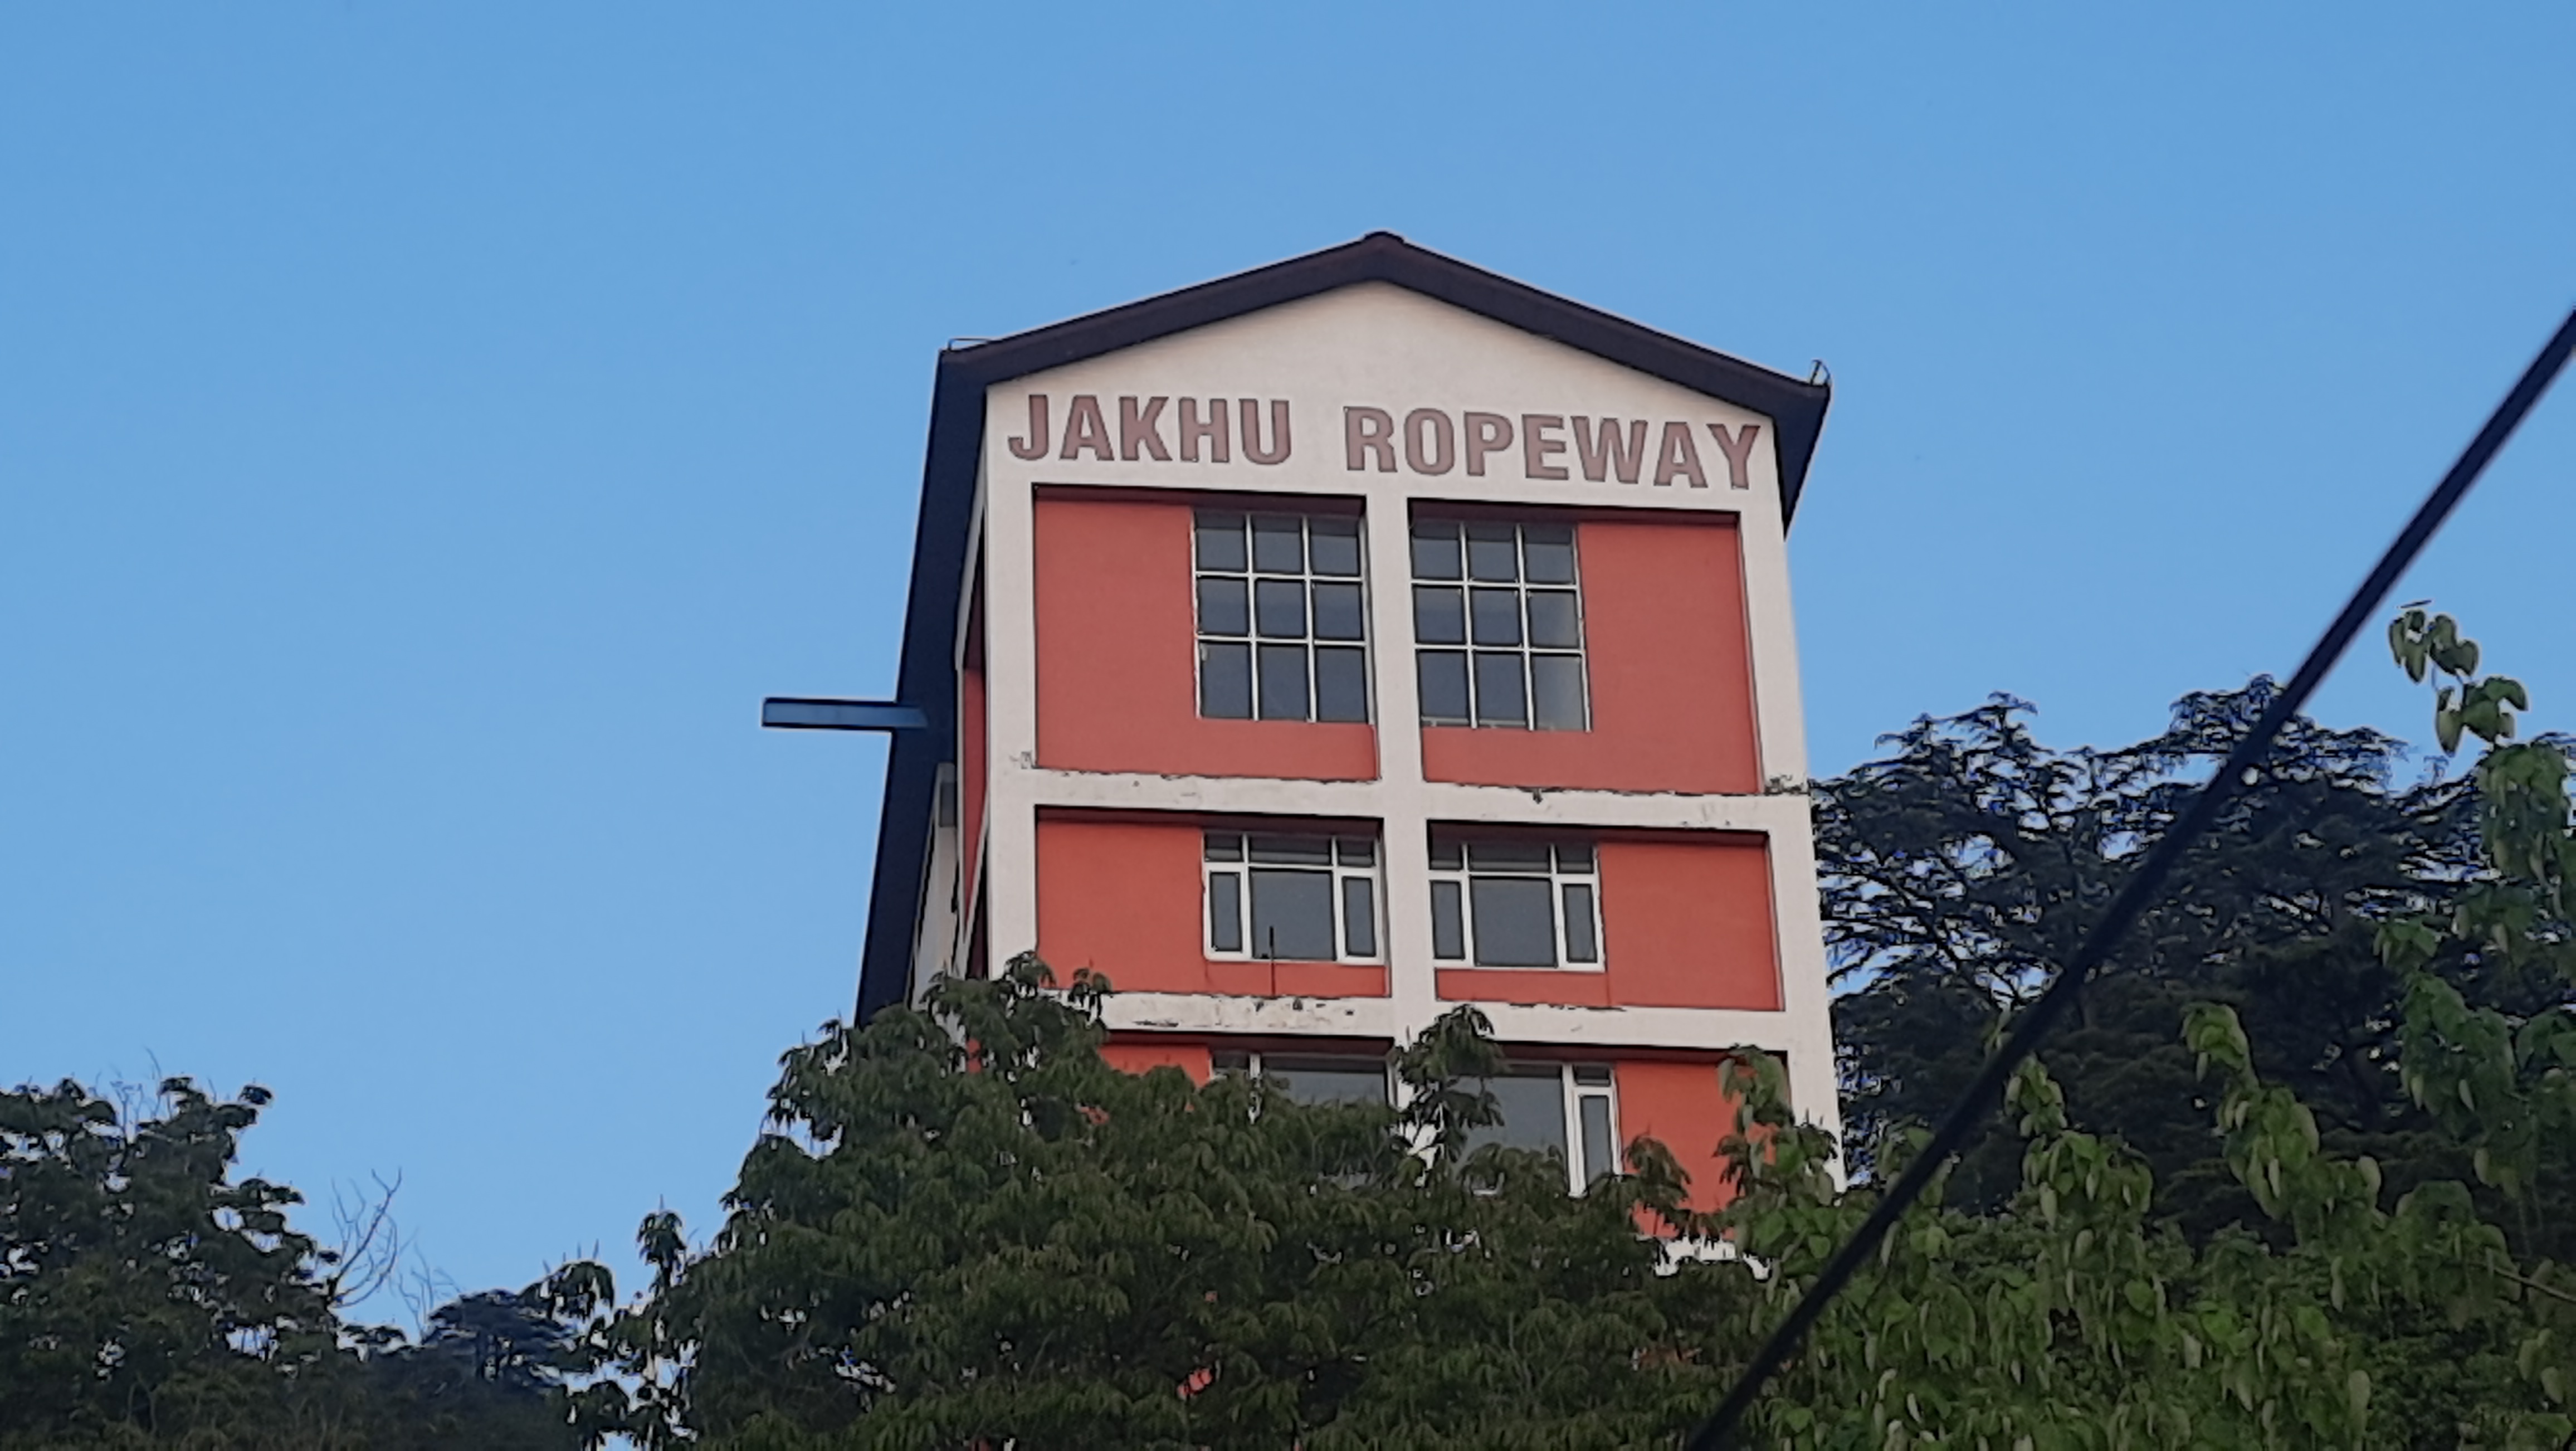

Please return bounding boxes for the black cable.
[1687,306,2576,1450]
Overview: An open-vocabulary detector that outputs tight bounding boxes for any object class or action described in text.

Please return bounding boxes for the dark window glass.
[1309,519,1362,576]
[1428,837,1465,871]
[1523,525,1576,585]
[1208,873,1243,952]
[1250,868,1336,960]
[1466,1070,1570,1158]
[1470,877,1558,966]
[1469,588,1523,646]
[1257,644,1309,720]
[1418,651,1470,723]
[1252,515,1305,573]
[1199,642,1252,718]
[1410,521,1462,580]
[1196,577,1249,636]
[1248,835,1332,865]
[1341,877,1377,957]
[1578,1094,1614,1183]
[1413,586,1466,645]
[1266,1056,1388,1106]
[1473,651,1527,727]
[1312,581,1365,640]
[1555,844,1595,872]
[1530,655,1587,731]
[1335,838,1375,866]
[1573,1065,1612,1087]
[1201,511,1370,727]
[1409,520,1587,733]
[1408,521,1589,734]
[1194,512,1247,571]
[1211,1049,1252,1074]
[1466,523,1520,582]
[1203,832,1241,861]
[1525,591,1580,648]
[1254,578,1306,638]
[1466,841,1551,870]
[1562,883,1598,962]
[1431,880,1466,958]
[1315,646,1369,722]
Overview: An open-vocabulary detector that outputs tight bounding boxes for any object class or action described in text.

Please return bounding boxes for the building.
[854,233,1837,1207]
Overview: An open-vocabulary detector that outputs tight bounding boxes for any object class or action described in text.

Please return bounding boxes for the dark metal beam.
[760,698,928,732]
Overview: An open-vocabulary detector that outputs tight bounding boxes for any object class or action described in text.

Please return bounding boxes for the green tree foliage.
[580,954,2574,1447]
[0,1075,603,1450]
[587,964,1738,1449]
[1815,679,2557,1247]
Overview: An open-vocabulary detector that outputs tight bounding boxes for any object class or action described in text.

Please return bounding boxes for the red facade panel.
[1033,494,1378,781]
[1420,516,1760,795]
[1615,1057,1744,1213]
[1101,1039,1214,1082]
[1035,814,1389,1000]
[1435,834,1780,1010]
[1593,836,1781,1009]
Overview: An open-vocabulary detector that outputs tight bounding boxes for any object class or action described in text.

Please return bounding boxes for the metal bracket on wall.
[759,698,928,732]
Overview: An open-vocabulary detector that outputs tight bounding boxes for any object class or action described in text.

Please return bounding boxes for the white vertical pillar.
[1736,438,1811,792]
[976,427,1043,967]
[1764,813,1845,1147]
[1364,494,1438,1045]
[1733,429,1841,1144]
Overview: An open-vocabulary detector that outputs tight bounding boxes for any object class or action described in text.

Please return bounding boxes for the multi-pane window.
[1427,836,1602,968]
[1463,1064,1619,1190]
[1209,1050,1392,1106]
[1196,511,1369,723]
[1409,519,1587,730]
[1204,831,1381,962]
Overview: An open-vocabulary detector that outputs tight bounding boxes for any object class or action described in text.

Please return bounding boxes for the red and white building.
[852,235,1837,1207]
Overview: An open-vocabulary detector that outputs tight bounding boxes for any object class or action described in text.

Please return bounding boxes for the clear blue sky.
[6,4,2571,1313]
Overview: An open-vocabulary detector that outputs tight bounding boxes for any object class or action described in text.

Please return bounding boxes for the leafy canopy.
[0,1076,608,1450]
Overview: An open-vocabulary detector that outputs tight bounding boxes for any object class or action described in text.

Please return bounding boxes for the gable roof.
[854,232,1832,1017]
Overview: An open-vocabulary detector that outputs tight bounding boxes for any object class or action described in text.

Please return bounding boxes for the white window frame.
[1203,830,1383,964]
[1192,509,1372,724]
[1463,1063,1621,1192]
[1426,836,1604,971]
[1408,518,1589,731]
[1208,1048,1394,1106]
[1562,1065,1620,1191]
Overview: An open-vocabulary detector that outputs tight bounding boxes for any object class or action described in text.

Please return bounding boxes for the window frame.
[1203,830,1384,965]
[1192,509,1373,725]
[1426,835,1606,971]
[1208,1048,1394,1107]
[1561,1064,1620,1191]
[1462,1062,1622,1192]
[1408,517,1590,731]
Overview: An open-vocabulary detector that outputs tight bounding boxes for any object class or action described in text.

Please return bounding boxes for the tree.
[588,964,1736,1450]
[580,947,2575,1447]
[0,1075,605,1449]
[1816,679,2543,1246]
[1710,613,2576,1445]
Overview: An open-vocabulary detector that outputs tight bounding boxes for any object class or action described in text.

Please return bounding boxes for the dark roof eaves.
[855,352,983,1020]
